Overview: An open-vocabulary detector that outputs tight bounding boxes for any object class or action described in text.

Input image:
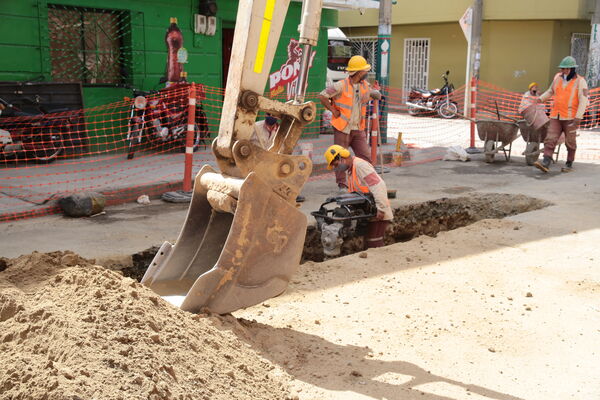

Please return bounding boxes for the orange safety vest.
[550,73,581,120]
[347,159,370,194]
[331,78,369,132]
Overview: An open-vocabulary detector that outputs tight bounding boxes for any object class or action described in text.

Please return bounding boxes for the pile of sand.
[0,251,291,400]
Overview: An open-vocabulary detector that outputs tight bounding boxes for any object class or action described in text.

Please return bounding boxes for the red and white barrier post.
[370,99,379,165]
[469,76,477,148]
[183,84,196,192]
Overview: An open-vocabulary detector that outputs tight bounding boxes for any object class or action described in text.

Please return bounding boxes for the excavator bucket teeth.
[141,165,233,296]
[141,166,307,314]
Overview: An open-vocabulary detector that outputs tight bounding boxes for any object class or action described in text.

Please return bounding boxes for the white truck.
[326,27,352,86]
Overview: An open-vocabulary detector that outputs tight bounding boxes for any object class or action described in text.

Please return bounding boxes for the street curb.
[0,152,396,222]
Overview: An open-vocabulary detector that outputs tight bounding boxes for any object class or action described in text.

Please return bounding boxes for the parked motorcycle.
[0,96,77,163]
[406,70,458,119]
[125,84,209,160]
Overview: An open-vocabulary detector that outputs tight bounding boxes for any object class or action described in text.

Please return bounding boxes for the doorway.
[222,28,235,88]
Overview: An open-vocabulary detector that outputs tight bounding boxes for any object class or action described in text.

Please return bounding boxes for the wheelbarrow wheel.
[484,140,495,163]
[525,142,540,165]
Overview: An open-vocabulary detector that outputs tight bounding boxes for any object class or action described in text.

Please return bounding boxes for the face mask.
[334,163,349,172]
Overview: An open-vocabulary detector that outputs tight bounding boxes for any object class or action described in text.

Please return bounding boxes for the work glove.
[331,107,341,119]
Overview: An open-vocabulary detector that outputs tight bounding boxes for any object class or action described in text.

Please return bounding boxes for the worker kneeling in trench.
[324,144,394,248]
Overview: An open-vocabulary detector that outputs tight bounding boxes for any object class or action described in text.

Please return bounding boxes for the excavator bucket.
[142,0,323,313]
[142,154,312,314]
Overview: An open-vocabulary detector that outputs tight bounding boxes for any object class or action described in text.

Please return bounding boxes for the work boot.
[295,195,305,203]
[337,185,348,195]
[561,161,574,173]
[534,156,552,173]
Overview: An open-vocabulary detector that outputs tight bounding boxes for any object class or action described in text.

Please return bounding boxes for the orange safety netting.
[1,80,599,222]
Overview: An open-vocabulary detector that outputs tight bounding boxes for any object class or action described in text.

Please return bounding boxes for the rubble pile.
[0,251,290,400]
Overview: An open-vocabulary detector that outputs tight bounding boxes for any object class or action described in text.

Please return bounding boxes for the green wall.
[0,0,337,108]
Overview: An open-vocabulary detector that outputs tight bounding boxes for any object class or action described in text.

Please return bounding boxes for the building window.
[348,36,378,81]
[571,33,590,77]
[403,38,430,100]
[48,5,131,85]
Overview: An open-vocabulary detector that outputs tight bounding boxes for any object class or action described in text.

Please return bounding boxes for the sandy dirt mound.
[0,251,290,400]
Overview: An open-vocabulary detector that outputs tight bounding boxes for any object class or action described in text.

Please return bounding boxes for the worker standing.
[534,56,589,173]
[318,56,381,192]
[324,145,393,248]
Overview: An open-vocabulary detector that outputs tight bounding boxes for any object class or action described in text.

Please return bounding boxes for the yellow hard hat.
[324,145,351,170]
[528,82,538,90]
[346,55,371,72]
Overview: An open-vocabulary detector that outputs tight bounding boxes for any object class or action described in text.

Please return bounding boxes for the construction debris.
[0,251,290,400]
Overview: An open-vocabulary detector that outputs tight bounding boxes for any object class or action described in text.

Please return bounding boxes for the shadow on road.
[215,317,524,400]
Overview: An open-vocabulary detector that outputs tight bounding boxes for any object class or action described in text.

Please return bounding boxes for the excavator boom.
[142,0,323,314]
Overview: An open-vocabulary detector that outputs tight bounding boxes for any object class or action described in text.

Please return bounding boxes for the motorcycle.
[0,95,77,163]
[125,84,209,160]
[406,70,458,119]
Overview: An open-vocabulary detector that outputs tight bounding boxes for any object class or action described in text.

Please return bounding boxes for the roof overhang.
[293,0,380,11]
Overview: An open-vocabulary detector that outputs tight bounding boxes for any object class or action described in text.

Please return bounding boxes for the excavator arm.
[141,0,323,314]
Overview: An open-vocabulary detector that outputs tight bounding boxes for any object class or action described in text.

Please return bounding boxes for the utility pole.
[376,0,392,144]
[466,0,482,150]
[587,0,600,88]
[469,0,482,82]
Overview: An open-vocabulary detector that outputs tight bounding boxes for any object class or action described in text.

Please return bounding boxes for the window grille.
[48,5,132,85]
[348,36,378,81]
[571,33,591,77]
[403,38,430,100]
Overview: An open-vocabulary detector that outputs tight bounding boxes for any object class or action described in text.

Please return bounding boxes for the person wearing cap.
[318,55,381,192]
[518,82,540,114]
[251,114,279,150]
[534,56,589,173]
[324,144,393,248]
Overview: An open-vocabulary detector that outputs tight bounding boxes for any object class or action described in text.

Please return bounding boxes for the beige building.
[339,0,595,92]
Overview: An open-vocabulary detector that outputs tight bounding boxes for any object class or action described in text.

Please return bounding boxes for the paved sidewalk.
[0,134,418,221]
[3,115,597,222]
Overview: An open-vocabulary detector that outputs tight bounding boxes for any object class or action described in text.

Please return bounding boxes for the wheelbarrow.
[476,119,520,163]
[518,104,562,165]
[517,120,563,165]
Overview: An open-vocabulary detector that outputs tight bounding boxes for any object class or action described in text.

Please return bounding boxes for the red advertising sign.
[269,39,317,100]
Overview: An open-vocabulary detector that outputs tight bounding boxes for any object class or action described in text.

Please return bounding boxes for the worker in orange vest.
[318,56,381,192]
[534,56,589,173]
[324,144,393,248]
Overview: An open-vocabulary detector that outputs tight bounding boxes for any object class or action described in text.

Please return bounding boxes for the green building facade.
[1,0,337,108]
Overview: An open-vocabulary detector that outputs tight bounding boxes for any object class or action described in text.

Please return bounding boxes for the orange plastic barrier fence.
[1,80,599,222]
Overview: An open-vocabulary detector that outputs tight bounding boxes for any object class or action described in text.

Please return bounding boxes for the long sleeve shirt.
[539,74,589,120]
[349,157,394,221]
[250,120,276,149]
[518,91,541,114]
